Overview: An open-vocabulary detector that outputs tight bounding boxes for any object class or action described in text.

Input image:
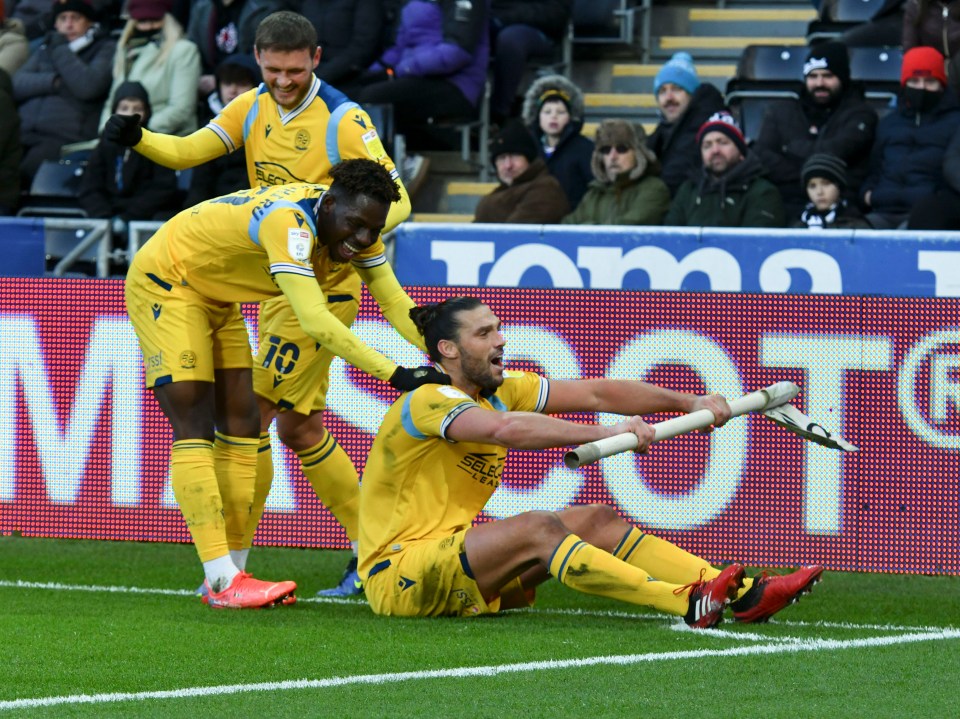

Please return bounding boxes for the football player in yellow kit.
[125,159,445,609]
[358,296,824,626]
[105,11,413,594]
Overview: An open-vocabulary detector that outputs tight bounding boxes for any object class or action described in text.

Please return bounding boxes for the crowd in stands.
[2,0,960,238]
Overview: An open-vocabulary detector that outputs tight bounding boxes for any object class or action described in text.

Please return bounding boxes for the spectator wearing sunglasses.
[561,119,670,226]
[665,111,784,228]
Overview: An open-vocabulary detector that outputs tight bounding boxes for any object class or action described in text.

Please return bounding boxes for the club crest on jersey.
[295,129,310,151]
[179,351,197,369]
[287,228,311,261]
[361,129,387,161]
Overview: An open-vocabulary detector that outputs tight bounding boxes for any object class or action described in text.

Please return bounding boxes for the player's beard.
[460,350,503,393]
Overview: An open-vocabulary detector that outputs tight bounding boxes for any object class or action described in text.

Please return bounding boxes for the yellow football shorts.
[252,291,360,414]
[364,529,510,618]
[125,269,252,388]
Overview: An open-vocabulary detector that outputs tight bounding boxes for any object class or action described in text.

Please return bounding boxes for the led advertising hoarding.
[1,279,957,574]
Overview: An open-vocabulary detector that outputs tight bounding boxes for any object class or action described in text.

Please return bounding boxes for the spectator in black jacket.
[0,68,21,214]
[12,0,114,183]
[488,0,571,124]
[861,46,960,228]
[793,153,870,229]
[908,123,960,229]
[297,0,385,89]
[646,52,725,197]
[521,73,593,208]
[754,42,877,219]
[79,81,181,239]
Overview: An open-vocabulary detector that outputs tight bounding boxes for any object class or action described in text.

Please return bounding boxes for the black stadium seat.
[807,0,887,43]
[725,46,804,142]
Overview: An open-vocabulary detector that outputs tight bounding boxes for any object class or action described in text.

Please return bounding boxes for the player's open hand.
[103,113,143,146]
[389,365,450,392]
[690,393,731,431]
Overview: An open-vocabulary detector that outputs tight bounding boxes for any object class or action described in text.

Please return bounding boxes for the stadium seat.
[17,158,87,218]
[425,79,493,181]
[807,0,886,43]
[725,46,804,141]
[573,0,651,60]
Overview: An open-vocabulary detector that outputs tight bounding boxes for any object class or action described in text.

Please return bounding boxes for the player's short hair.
[410,296,485,363]
[255,11,317,53]
[329,158,401,207]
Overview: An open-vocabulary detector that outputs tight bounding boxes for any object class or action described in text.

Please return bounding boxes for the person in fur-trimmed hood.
[522,73,594,209]
[665,111,784,228]
[561,118,670,226]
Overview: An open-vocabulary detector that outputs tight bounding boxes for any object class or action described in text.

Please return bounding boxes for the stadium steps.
[654,35,806,60]
[444,181,498,214]
[687,7,816,37]
[583,91,660,123]
[611,62,736,93]
[409,212,474,223]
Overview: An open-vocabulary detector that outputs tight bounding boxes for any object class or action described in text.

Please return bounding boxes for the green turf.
[1,535,958,717]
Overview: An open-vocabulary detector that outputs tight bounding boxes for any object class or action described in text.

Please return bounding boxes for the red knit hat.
[900,46,947,87]
[696,111,748,156]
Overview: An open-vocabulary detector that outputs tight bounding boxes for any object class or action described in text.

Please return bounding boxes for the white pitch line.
[3,579,949,635]
[2,629,958,712]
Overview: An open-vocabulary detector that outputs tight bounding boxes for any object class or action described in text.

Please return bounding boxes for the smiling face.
[439,304,506,394]
[255,46,320,110]
[656,83,692,123]
[316,192,388,263]
[805,69,842,105]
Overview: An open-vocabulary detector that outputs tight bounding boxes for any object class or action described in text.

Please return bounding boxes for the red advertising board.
[1,279,957,574]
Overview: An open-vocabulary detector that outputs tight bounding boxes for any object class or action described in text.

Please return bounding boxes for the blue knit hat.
[654,52,701,95]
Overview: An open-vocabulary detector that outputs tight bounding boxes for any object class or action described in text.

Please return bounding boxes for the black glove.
[389,366,450,392]
[103,113,143,146]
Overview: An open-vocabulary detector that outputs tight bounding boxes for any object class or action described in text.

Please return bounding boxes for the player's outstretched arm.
[544,379,731,428]
[446,406,655,452]
[102,120,227,170]
[358,261,427,353]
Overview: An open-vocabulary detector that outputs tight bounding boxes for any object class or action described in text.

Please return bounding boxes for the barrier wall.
[1,279,957,574]
[392,224,960,297]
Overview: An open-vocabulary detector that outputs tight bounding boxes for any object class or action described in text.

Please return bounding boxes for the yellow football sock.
[549,534,689,616]
[296,430,359,540]
[212,432,258,551]
[241,432,273,549]
[170,439,227,563]
[614,528,754,597]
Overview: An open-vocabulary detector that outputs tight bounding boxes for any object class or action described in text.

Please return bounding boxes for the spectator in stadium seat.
[562,119,669,226]
[0,9,28,76]
[792,153,870,229]
[12,0,114,184]
[187,0,279,98]
[665,111,785,228]
[903,0,960,97]
[908,117,960,229]
[754,42,877,220]
[861,46,960,228]
[79,81,181,237]
[185,54,259,205]
[488,0,572,124]
[473,118,569,223]
[357,294,825,625]
[521,74,592,209]
[352,0,489,148]
[102,11,414,598]
[99,0,201,136]
[297,0,387,90]
[124,159,444,609]
[0,68,21,214]
[821,0,906,47]
[646,52,725,198]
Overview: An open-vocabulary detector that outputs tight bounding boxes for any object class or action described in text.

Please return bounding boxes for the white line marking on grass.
[2,629,959,712]
[0,580,194,596]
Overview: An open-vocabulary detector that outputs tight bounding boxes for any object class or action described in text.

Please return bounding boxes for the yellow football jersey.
[132,182,386,304]
[208,76,396,190]
[357,371,551,579]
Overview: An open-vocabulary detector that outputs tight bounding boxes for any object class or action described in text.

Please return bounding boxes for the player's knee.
[583,503,621,527]
[525,510,569,546]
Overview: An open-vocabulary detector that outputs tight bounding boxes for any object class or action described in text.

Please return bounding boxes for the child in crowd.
[79,81,181,239]
[794,153,869,230]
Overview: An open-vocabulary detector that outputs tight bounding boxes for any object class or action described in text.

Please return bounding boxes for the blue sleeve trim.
[248,198,319,246]
[368,558,392,578]
[326,99,360,166]
[241,90,266,145]
[146,273,172,291]
[438,402,476,440]
[269,263,315,278]
[400,392,429,439]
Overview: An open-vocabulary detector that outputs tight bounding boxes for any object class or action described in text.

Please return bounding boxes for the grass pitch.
[1,535,958,718]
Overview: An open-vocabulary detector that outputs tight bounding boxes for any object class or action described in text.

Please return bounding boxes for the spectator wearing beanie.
[793,153,870,229]
[646,51,725,197]
[562,119,670,225]
[754,41,877,219]
[861,46,960,228]
[902,0,960,98]
[12,0,115,183]
[79,81,181,241]
[521,74,594,208]
[666,111,784,228]
[474,118,569,224]
[99,0,201,136]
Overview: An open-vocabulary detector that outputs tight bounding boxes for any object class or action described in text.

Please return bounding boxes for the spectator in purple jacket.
[353,0,489,148]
